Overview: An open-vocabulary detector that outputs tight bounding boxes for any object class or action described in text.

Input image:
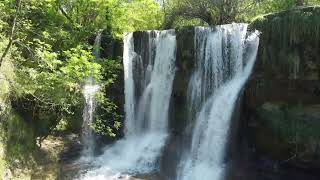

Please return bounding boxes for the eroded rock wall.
[243,6,320,175]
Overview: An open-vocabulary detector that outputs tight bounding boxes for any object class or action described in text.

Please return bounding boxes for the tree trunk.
[0,0,22,67]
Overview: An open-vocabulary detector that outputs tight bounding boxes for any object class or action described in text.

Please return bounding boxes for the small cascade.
[82,79,100,156]
[93,29,103,59]
[178,24,259,180]
[80,30,176,179]
[81,31,102,157]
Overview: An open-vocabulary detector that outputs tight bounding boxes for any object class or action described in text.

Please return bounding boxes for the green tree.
[0,0,21,66]
[163,0,255,28]
[0,0,130,156]
[163,0,320,28]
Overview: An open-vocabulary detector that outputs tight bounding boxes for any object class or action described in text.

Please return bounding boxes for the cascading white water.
[178,24,259,180]
[80,30,176,179]
[81,31,102,157]
[79,24,258,180]
[82,79,100,156]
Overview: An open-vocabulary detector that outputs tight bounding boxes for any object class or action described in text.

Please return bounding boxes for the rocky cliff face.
[241,6,320,179]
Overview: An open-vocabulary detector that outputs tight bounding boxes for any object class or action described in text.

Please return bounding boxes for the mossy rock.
[4,111,36,164]
[258,103,320,142]
[249,6,320,79]
[250,6,320,46]
[256,102,320,167]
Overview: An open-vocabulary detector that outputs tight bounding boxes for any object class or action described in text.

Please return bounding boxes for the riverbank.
[1,134,80,180]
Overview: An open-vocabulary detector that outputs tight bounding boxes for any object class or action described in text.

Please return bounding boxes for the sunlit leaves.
[61,46,102,82]
[108,0,164,37]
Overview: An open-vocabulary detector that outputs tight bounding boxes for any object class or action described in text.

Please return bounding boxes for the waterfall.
[125,30,176,135]
[78,24,258,180]
[81,31,102,157]
[80,30,176,179]
[82,79,100,157]
[178,24,259,180]
[93,29,103,59]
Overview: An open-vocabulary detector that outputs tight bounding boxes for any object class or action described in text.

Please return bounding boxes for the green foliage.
[99,59,122,86]
[163,0,223,27]
[0,64,12,116]
[163,0,267,28]
[0,0,131,148]
[163,0,320,28]
[48,0,163,38]
[251,6,320,47]
[0,34,17,117]
[93,94,121,137]
[4,111,35,163]
[0,127,6,179]
[15,44,103,141]
[18,44,100,103]
[241,0,320,21]
[62,47,102,83]
[92,59,122,137]
[109,0,164,37]
[240,0,300,21]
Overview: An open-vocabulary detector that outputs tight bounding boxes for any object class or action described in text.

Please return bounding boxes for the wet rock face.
[161,27,196,179]
[243,7,320,175]
[255,103,320,163]
[170,26,195,134]
[244,45,320,164]
[89,30,123,60]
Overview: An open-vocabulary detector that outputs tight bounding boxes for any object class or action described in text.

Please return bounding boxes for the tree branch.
[0,0,22,67]
[163,5,215,29]
[58,5,73,24]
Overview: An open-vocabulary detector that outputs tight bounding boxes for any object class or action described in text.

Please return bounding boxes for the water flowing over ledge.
[81,30,103,157]
[78,24,259,180]
[80,30,177,179]
[178,24,259,180]
[82,78,100,157]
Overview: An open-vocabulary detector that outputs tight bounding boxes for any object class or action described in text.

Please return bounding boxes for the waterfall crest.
[81,30,176,179]
[178,24,259,180]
